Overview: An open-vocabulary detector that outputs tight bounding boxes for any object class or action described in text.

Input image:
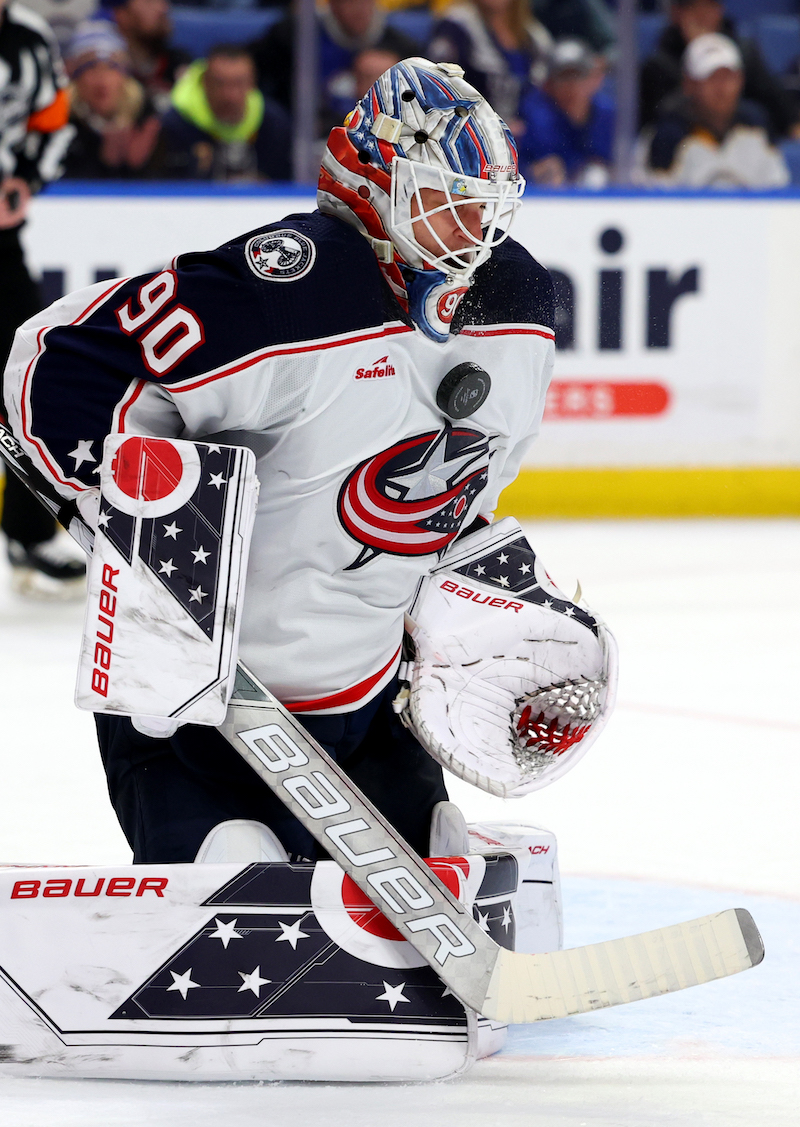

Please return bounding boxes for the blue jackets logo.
[337,423,492,569]
[245,231,317,282]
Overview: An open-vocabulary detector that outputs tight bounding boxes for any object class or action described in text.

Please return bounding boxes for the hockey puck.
[436,362,491,419]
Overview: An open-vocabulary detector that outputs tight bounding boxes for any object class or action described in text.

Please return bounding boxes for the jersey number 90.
[115,271,205,377]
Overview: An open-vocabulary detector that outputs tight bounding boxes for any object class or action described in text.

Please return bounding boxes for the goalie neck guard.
[317,57,525,343]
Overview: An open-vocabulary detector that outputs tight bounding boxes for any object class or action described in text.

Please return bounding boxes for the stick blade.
[480,908,764,1024]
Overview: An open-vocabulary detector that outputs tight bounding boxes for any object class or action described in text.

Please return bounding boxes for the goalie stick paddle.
[0,420,765,1023]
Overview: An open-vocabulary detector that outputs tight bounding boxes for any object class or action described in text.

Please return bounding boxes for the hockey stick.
[0,419,765,1023]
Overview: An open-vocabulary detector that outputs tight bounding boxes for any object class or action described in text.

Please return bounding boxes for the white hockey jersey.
[4,211,554,713]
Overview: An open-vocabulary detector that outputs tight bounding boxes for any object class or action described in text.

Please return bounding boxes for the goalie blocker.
[75,434,258,732]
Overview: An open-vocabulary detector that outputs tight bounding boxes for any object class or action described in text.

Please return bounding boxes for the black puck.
[436,362,491,419]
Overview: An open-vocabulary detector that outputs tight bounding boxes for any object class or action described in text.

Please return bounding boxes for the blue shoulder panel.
[22,212,401,487]
[169,211,400,379]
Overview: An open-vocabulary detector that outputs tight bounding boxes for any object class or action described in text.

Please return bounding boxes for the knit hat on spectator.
[65,20,129,77]
[547,39,597,79]
[683,34,742,81]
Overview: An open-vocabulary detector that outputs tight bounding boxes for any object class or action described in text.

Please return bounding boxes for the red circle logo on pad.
[101,435,202,519]
[111,437,184,502]
[310,857,476,969]
[341,864,462,941]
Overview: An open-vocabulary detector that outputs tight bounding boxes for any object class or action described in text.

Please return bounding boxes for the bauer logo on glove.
[398,517,618,797]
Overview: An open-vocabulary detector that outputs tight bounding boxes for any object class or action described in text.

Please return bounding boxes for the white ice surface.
[0,519,798,1124]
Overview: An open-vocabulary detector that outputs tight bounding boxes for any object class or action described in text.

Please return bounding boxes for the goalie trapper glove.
[398,517,618,797]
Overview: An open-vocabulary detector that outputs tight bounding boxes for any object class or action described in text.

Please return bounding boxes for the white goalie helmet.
[318,57,525,341]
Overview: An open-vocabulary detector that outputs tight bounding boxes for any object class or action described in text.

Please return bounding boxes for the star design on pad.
[206,444,222,454]
[474,564,486,576]
[564,606,575,617]
[158,558,177,577]
[188,585,207,604]
[97,510,111,529]
[68,439,94,470]
[166,968,200,999]
[275,920,310,949]
[376,981,410,1012]
[163,521,182,540]
[208,472,227,490]
[441,986,454,999]
[208,918,242,949]
[238,966,271,997]
[496,575,509,588]
[497,552,509,564]
[476,910,490,933]
[519,563,531,575]
[502,905,512,932]
[191,546,210,565]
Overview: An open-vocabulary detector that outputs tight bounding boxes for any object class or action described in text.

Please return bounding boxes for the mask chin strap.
[404,267,471,343]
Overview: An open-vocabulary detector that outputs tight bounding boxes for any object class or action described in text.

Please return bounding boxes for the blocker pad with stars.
[75,434,259,726]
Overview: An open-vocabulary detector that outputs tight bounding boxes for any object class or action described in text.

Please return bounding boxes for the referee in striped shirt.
[1,0,84,595]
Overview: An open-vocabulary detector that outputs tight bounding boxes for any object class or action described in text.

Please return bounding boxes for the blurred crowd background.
[3,1,799,591]
[8,0,800,189]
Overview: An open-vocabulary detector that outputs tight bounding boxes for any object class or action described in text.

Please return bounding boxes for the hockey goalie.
[0,59,760,1083]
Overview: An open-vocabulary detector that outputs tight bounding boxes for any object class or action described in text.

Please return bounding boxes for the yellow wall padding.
[496,467,800,518]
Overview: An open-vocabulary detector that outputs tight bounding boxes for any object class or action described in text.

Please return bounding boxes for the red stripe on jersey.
[20,280,128,492]
[116,379,148,432]
[168,323,413,394]
[285,645,402,713]
[459,326,555,340]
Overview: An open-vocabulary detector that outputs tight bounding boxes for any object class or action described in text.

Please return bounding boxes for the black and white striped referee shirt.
[0,0,74,188]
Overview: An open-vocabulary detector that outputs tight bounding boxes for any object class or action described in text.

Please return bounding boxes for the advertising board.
[20,187,800,514]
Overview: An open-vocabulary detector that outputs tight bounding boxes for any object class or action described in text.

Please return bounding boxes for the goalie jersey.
[4,212,554,713]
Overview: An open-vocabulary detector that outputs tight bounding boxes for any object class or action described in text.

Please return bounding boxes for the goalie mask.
[318,57,525,343]
[397,518,618,798]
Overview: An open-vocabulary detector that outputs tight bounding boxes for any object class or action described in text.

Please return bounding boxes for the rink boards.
[21,185,800,515]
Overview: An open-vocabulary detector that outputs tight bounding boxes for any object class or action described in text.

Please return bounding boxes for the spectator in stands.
[160,43,291,181]
[428,0,551,128]
[351,48,403,100]
[22,0,98,52]
[640,0,800,140]
[533,0,615,58]
[328,47,406,122]
[249,0,419,139]
[636,33,789,188]
[517,39,613,186]
[63,20,164,178]
[105,0,189,113]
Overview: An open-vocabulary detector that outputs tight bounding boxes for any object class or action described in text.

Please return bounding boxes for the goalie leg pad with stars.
[0,839,546,1080]
[399,517,618,797]
[75,434,259,727]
